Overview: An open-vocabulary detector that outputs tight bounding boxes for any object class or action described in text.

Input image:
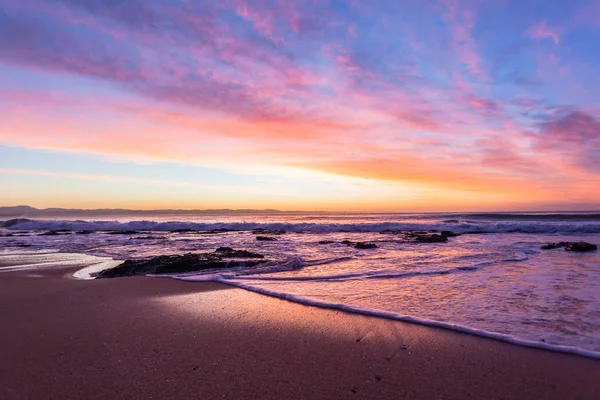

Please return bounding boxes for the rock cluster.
[380,230,458,243]
[354,242,378,249]
[96,248,266,278]
[541,241,597,252]
[214,247,265,258]
[342,240,378,249]
[252,228,286,235]
[256,236,278,241]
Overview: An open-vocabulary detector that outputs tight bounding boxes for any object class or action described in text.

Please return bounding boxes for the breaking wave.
[3,217,600,234]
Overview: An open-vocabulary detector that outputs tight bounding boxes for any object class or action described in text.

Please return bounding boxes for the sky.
[1,0,599,212]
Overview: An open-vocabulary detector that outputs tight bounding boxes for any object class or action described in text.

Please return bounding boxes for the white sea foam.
[3,218,600,234]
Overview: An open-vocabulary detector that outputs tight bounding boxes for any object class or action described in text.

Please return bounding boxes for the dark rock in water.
[411,233,448,243]
[318,240,335,245]
[39,230,71,236]
[541,241,597,252]
[256,236,277,241]
[341,240,354,246]
[380,230,458,240]
[215,246,234,252]
[355,242,378,249]
[214,247,264,258]
[566,242,597,252]
[97,252,266,278]
[252,228,286,235]
[170,228,195,233]
[106,230,140,235]
[197,228,237,235]
[541,242,569,250]
[76,230,94,235]
[132,236,159,240]
[441,231,460,237]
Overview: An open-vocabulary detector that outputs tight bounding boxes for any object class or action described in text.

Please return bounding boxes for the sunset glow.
[1,0,599,211]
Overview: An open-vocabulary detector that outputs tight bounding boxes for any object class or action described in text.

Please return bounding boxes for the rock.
[256,236,277,241]
[341,240,354,246]
[411,233,448,243]
[105,230,140,235]
[196,228,237,235]
[132,236,159,240]
[214,247,264,258]
[355,242,378,249]
[170,228,195,233]
[76,230,94,235]
[541,241,597,252]
[215,246,234,252]
[541,242,569,250]
[96,252,266,278]
[318,240,335,245]
[565,242,598,252]
[441,231,460,237]
[252,228,286,235]
[381,230,457,241]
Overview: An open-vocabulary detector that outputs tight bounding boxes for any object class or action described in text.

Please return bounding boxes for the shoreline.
[1,266,599,399]
[178,274,600,360]
[4,251,600,359]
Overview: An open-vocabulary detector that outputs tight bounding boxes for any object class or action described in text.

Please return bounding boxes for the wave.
[441,212,600,221]
[3,218,600,234]
[162,251,528,283]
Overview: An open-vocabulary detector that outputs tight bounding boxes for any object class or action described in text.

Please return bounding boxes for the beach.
[1,265,599,400]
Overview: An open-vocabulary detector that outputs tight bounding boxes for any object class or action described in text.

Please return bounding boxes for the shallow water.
[1,212,599,356]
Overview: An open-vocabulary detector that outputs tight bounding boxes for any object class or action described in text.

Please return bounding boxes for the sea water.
[1,212,599,357]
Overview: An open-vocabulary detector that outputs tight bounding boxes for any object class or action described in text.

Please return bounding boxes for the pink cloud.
[439,0,483,75]
[526,21,560,44]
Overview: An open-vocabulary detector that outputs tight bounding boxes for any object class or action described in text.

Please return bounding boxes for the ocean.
[1,212,599,358]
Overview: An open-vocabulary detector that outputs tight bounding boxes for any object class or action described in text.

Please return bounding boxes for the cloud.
[526,21,560,44]
[532,110,600,173]
[438,0,483,75]
[1,0,600,208]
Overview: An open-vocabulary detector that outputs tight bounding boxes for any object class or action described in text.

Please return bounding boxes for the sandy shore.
[1,266,599,399]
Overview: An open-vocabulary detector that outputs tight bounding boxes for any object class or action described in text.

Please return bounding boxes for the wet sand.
[1,266,599,399]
